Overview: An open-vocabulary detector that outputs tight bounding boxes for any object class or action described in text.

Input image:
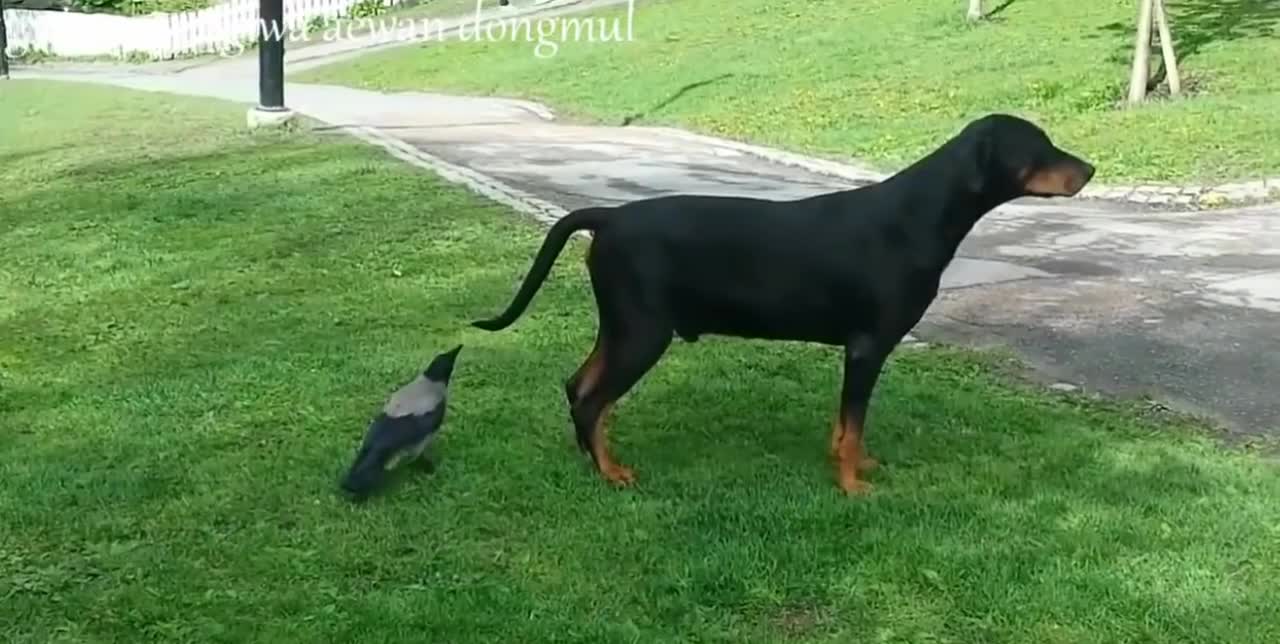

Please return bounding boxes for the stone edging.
[652,128,1279,209]
[350,126,569,227]
[1080,178,1280,208]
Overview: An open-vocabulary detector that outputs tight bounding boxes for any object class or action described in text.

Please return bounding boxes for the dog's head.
[956,114,1095,199]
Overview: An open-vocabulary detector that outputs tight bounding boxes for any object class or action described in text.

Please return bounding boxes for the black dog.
[472,114,1094,494]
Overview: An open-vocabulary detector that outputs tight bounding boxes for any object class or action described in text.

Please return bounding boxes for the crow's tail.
[340,445,388,498]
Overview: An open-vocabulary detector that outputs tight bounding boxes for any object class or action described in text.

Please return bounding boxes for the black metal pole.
[1,0,11,80]
[257,0,285,109]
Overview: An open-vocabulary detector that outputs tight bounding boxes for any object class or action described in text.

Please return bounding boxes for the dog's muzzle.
[1024,157,1095,197]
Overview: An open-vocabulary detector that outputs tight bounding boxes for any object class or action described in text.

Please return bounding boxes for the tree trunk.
[1126,0,1155,104]
[967,0,983,21]
[0,0,10,80]
[1153,0,1181,96]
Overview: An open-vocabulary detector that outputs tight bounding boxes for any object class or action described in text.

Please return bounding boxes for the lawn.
[295,0,1280,185]
[4,80,1280,643]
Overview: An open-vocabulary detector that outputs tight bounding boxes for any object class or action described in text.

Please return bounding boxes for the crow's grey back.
[383,375,446,418]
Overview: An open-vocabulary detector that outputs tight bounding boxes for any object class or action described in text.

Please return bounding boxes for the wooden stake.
[967,0,983,21]
[1127,0,1155,104]
[1153,0,1182,96]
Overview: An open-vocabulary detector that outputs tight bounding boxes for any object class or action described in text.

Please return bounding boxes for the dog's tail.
[471,206,611,331]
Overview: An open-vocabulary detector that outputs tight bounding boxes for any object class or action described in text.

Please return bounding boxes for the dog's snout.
[1081,161,1096,183]
[1069,160,1096,194]
[1020,153,1095,197]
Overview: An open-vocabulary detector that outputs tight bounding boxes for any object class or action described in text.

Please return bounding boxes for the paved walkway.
[11,0,1280,437]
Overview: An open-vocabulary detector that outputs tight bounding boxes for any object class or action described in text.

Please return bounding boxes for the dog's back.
[583,187,932,344]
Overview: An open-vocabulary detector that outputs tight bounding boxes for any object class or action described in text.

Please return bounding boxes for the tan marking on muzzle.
[1023,166,1088,196]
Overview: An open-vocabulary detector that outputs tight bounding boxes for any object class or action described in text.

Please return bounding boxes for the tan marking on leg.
[830,417,844,459]
[575,346,606,401]
[590,402,634,486]
[831,419,875,469]
[835,416,872,495]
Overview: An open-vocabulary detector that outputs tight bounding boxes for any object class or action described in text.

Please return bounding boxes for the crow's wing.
[360,401,447,454]
[383,374,446,419]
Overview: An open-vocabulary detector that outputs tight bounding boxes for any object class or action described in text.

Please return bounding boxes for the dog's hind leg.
[565,331,606,412]
[567,238,613,413]
[833,335,891,495]
[570,321,671,486]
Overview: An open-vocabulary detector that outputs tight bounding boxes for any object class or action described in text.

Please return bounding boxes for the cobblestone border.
[351,126,570,227]
[1080,179,1280,208]
[655,128,1279,210]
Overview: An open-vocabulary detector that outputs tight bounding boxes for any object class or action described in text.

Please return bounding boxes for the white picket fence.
[3,0,404,60]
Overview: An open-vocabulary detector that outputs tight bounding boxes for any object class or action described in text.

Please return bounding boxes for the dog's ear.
[961,132,993,194]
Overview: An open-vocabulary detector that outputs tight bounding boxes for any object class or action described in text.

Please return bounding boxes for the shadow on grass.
[985,0,1018,19]
[1095,0,1280,74]
[620,73,735,126]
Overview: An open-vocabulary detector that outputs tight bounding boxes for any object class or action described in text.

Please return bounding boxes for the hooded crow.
[340,345,462,499]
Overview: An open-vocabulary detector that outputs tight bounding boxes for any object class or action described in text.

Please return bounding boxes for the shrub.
[347,0,386,19]
[8,0,218,15]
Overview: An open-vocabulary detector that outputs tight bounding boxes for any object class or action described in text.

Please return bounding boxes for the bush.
[6,0,216,15]
[346,0,387,19]
[3,0,79,10]
[112,0,217,15]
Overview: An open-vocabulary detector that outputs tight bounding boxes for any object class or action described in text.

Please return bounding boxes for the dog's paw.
[602,464,636,486]
[838,477,874,496]
[858,456,880,473]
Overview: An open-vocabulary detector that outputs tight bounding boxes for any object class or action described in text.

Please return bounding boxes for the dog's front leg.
[832,335,890,495]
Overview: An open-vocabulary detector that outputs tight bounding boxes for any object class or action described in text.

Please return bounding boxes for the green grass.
[296,0,1280,185]
[4,80,1280,643]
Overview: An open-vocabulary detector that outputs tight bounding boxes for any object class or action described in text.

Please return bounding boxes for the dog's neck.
[878,156,1019,262]
[937,186,1010,254]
